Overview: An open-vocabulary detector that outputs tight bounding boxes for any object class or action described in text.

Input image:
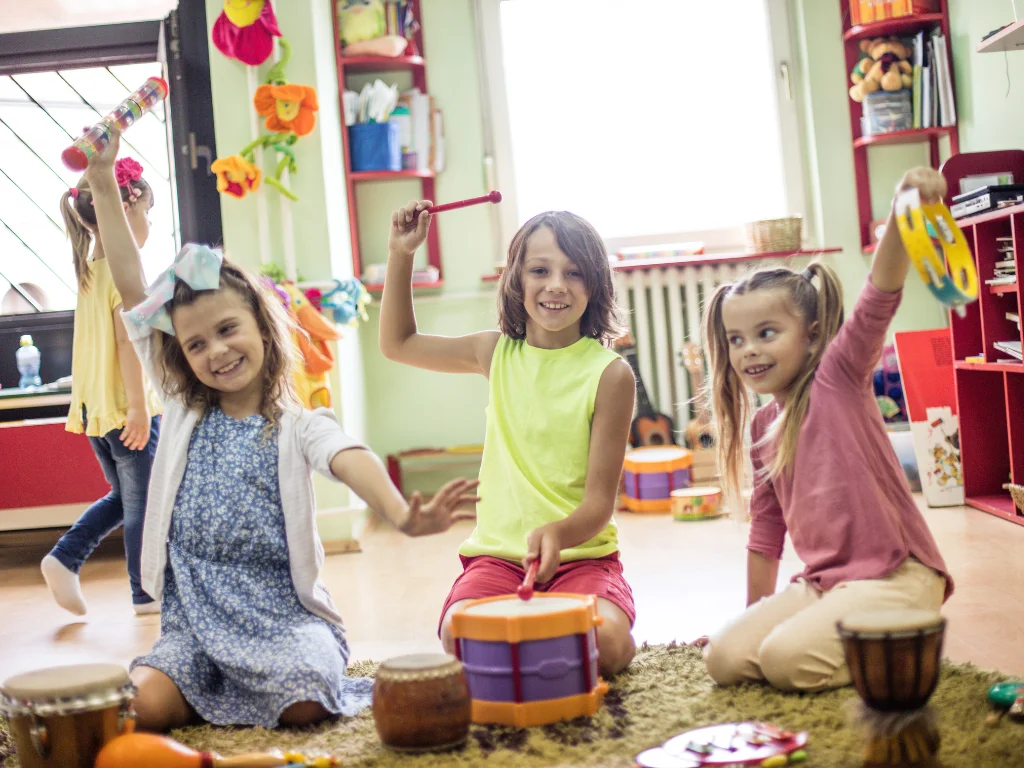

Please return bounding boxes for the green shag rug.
[2,644,1022,767]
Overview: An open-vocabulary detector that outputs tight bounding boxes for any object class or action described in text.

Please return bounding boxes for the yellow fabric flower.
[211,155,262,199]
[254,83,319,136]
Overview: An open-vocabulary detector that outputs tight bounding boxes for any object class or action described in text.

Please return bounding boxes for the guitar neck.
[624,350,656,416]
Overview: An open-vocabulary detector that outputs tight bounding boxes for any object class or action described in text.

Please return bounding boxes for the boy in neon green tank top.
[381,203,638,676]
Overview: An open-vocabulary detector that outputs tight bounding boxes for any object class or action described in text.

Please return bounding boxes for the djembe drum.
[837,609,946,767]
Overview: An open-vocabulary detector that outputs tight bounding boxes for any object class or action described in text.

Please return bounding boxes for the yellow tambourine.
[894,187,977,317]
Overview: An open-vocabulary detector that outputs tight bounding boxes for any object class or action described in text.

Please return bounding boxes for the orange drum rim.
[450,593,602,644]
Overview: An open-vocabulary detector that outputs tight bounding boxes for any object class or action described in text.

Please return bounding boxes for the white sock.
[41,554,87,616]
[133,601,160,616]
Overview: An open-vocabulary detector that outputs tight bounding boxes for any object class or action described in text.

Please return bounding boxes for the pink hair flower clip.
[114,157,144,188]
[69,188,79,199]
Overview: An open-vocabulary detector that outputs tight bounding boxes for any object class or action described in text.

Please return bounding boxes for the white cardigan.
[124,313,363,629]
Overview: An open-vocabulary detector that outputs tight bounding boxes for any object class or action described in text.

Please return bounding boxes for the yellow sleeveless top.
[459,335,621,563]
[66,258,162,436]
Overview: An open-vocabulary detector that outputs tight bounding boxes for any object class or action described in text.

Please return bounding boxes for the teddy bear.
[849,36,913,102]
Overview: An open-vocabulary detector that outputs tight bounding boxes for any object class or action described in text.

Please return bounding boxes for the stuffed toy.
[337,0,386,47]
[849,36,913,103]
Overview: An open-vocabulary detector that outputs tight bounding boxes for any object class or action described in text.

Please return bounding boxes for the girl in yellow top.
[380,202,638,677]
[41,157,162,616]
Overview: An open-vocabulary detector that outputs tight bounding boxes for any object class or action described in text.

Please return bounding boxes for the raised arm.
[83,129,147,310]
[525,358,635,582]
[379,200,499,375]
[871,167,947,293]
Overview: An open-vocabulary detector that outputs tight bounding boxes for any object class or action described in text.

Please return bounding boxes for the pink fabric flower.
[212,0,282,66]
[114,158,144,187]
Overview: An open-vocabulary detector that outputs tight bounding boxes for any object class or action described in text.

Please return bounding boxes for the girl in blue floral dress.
[83,130,479,732]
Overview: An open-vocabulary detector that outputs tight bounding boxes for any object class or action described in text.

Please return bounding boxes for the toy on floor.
[372,653,471,752]
[94,732,338,767]
[0,663,135,768]
[518,559,539,600]
[894,187,977,317]
[426,190,501,215]
[671,486,724,521]
[634,722,808,767]
[620,446,693,513]
[61,77,168,171]
[837,608,945,767]
[985,681,1024,726]
[450,593,607,727]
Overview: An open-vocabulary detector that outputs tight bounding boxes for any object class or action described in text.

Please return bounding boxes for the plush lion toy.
[849,36,913,102]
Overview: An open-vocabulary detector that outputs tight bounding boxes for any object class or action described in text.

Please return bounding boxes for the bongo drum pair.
[837,609,946,767]
[451,593,607,727]
[0,663,135,768]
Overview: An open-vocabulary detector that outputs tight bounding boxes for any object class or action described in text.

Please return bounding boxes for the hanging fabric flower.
[212,0,282,66]
[254,83,319,136]
[211,155,263,199]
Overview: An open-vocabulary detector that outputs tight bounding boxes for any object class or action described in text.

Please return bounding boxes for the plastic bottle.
[16,334,41,389]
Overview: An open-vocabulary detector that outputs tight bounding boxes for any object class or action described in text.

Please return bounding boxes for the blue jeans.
[49,412,161,605]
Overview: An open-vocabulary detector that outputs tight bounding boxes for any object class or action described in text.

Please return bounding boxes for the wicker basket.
[744,216,803,254]
[1004,484,1024,514]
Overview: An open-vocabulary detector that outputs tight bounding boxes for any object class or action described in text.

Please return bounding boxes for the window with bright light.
[0,61,177,314]
[479,0,803,250]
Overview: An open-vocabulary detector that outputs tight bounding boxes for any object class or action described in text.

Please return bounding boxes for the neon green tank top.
[459,335,622,563]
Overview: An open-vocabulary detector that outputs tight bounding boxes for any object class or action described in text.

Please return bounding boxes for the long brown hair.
[59,177,153,292]
[497,211,625,345]
[702,262,845,493]
[157,259,298,425]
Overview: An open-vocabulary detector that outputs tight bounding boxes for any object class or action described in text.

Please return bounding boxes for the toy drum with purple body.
[620,446,693,513]
[450,593,608,727]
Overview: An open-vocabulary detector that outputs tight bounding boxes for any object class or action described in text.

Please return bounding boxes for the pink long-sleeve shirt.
[747,278,953,600]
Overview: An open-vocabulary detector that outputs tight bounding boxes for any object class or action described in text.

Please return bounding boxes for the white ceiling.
[0,0,180,35]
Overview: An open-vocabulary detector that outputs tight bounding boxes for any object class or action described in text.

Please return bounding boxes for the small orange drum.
[451,593,607,727]
[671,486,723,521]
[372,654,471,752]
[620,446,693,513]
[0,664,135,768]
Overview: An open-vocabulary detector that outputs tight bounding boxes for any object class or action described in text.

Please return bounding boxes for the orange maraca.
[95,733,339,768]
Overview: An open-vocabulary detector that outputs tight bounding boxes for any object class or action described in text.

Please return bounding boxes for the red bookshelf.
[840,1,960,252]
[940,150,1024,526]
[330,0,441,285]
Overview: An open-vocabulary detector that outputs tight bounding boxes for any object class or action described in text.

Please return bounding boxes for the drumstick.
[95,732,338,767]
[425,190,501,215]
[518,560,539,600]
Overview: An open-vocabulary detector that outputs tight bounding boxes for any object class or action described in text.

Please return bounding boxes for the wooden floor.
[1,497,1022,682]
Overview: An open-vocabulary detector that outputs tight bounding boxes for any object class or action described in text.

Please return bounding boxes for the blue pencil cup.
[349,122,401,172]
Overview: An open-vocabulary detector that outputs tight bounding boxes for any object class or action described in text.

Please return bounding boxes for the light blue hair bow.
[127,243,223,334]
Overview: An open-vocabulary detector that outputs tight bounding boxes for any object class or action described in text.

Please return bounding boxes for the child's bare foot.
[689,635,710,648]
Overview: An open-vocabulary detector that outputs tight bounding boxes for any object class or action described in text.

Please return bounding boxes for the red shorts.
[439,552,636,635]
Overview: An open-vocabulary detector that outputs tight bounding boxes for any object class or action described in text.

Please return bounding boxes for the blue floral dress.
[131,407,373,727]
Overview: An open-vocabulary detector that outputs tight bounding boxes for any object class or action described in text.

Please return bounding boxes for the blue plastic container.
[348,122,401,172]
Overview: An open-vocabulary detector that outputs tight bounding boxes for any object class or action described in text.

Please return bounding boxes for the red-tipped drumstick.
[518,560,539,601]
[426,190,501,215]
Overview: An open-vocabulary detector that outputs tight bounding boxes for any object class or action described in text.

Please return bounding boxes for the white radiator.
[613,261,754,434]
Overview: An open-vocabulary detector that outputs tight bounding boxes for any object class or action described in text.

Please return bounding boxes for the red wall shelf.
[840,1,959,252]
[843,13,944,41]
[330,0,441,285]
[940,150,1024,527]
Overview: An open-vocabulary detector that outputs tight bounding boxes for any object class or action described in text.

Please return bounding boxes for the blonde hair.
[59,176,152,292]
[157,259,299,426]
[701,262,845,494]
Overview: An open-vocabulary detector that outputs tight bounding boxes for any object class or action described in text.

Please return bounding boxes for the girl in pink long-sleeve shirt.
[699,167,953,692]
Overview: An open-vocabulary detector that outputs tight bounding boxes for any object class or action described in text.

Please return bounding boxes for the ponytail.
[60,186,93,292]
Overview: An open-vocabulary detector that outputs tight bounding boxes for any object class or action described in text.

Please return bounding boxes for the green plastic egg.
[988,681,1024,708]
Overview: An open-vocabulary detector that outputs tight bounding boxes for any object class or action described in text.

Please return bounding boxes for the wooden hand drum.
[837,609,946,767]
[0,663,135,768]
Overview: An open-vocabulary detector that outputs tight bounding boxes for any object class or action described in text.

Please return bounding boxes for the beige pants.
[703,558,945,692]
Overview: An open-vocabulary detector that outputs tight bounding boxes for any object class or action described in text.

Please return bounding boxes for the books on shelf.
[993,341,1023,361]
[911,28,955,130]
[396,88,444,173]
[1008,312,1020,330]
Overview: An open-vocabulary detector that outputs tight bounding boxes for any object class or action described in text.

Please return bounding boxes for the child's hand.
[400,477,479,537]
[120,406,150,451]
[523,522,564,584]
[389,200,432,258]
[82,123,123,187]
[895,167,947,205]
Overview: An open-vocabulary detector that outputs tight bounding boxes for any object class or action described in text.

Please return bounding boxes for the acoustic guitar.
[679,341,715,450]
[613,332,676,447]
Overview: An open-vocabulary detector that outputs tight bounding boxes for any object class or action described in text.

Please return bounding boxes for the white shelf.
[977,19,1024,53]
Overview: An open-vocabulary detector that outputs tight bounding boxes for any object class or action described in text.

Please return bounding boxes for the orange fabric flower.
[254,83,319,136]
[210,155,262,199]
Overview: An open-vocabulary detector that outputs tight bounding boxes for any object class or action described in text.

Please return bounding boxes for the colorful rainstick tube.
[61,77,169,171]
